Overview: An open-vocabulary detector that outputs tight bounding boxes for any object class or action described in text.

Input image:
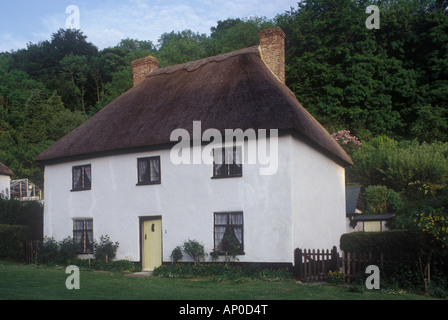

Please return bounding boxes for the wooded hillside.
[0,0,447,189]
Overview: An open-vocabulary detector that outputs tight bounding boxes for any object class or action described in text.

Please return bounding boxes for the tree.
[275,0,447,140]
[60,54,89,113]
[208,17,274,55]
[363,185,403,215]
[394,199,448,291]
[157,30,209,66]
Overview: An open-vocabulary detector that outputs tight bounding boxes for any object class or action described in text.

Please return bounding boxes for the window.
[137,156,161,185]
[73,219,93,254]
[214,212,244,254]
[72,165,91,191]
[213,147,242,178]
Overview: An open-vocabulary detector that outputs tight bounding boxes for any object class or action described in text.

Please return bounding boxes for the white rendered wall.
[0,175,10,199]
[290,135,347,252]
[43,135,347,264]
[43,136,293,264]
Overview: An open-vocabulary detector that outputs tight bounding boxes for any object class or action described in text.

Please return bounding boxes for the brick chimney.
[131,56,160,86]
[259,27,285,84]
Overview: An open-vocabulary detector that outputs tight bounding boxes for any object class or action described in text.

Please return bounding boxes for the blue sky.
[0,0,298,52]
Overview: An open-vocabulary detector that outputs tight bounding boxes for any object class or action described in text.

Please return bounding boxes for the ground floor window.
[214,212,244,254]
[73,219,93,254]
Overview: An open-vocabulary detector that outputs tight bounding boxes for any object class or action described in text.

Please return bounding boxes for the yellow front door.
[142,219,162,271]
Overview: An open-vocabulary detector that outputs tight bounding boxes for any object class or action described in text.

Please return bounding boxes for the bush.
[327,270,346,285]
[58,237,80,264]
[364,185,403,215]
[152,263,293,282]
[0,199,43,240]
[93,235,119,261]
[37,236,78,265]
[0,224,29,261]
[73,258,139,273]
[347,138,448,199]
[183,239,206,265]
[340,230,420,257]
[37,237,60,265]
[170,246,183,263]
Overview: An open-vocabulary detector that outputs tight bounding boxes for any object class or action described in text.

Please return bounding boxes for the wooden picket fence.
[294,247,384,283]
[294,247,448,283]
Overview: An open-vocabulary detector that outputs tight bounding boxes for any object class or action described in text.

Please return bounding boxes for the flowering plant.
[326,270,346,284]
[331,130,362,153]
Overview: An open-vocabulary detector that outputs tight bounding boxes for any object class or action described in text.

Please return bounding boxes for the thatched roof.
[0,162,14,176]
[36,46,352,167]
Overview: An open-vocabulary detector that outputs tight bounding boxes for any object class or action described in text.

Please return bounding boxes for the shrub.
[331,130,362,154]
[0,224,29,261]
[93,235,119,261]
[170,246,183,263]
[339,230,420,257]
[73,258,139,273]
[183,239,206,265]
[58,237,80,264]
[37,237,62,265]
[327,270,346,285]
[347,138,448,199]
[363,185,403,215]
[152,263,293,282]
[0,199,43,240]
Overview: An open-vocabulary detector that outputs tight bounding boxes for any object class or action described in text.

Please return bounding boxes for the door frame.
[139,215,163,270]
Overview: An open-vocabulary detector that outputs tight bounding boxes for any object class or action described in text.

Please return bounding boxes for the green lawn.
[0,261,438,300]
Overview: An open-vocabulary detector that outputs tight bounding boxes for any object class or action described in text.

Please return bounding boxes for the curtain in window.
[213,149,224,176]
[85,219,93,253]
[84,166,91,188]
[214,213,228,249]
[73,168,82,189]
[73,220,84,243]
[150,158,160,181]
[138,159,148,183]
[230,213,243,245]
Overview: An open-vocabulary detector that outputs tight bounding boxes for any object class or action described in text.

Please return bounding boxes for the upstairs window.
[72,164,91,191]
[137,156,161,185]
[213,146,242,178]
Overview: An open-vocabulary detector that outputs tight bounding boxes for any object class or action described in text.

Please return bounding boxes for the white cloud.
[0,33,28,52]
[1,1,298,51]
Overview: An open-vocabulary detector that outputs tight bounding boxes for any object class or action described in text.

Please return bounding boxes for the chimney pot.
[259,27,286,84]
[131,56,160,86]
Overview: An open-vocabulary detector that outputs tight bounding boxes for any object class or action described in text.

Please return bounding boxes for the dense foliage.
[0,224,29,261]
[0,1,447,199]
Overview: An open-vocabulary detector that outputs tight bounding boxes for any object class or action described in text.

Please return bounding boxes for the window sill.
[211,174,242,179]
[136,181,161,186]
[71,189,91,192]
[210,251,245,256]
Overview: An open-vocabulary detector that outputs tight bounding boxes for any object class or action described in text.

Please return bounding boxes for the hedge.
[0,224,30,261]
[0,198,43,240]
[340,230,421,257]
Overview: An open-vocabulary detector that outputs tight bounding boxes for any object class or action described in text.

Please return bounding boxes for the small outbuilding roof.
[0,162,14,176]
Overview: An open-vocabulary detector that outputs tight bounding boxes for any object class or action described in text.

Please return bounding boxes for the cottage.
[0,162,13,199]
[37,27,352,270]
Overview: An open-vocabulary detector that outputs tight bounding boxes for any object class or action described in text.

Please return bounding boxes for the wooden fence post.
[330,246,338,272]
[294,248,302,281]
[347,252,351,284]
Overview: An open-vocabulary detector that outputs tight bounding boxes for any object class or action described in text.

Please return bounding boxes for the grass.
[0,261,440,300]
